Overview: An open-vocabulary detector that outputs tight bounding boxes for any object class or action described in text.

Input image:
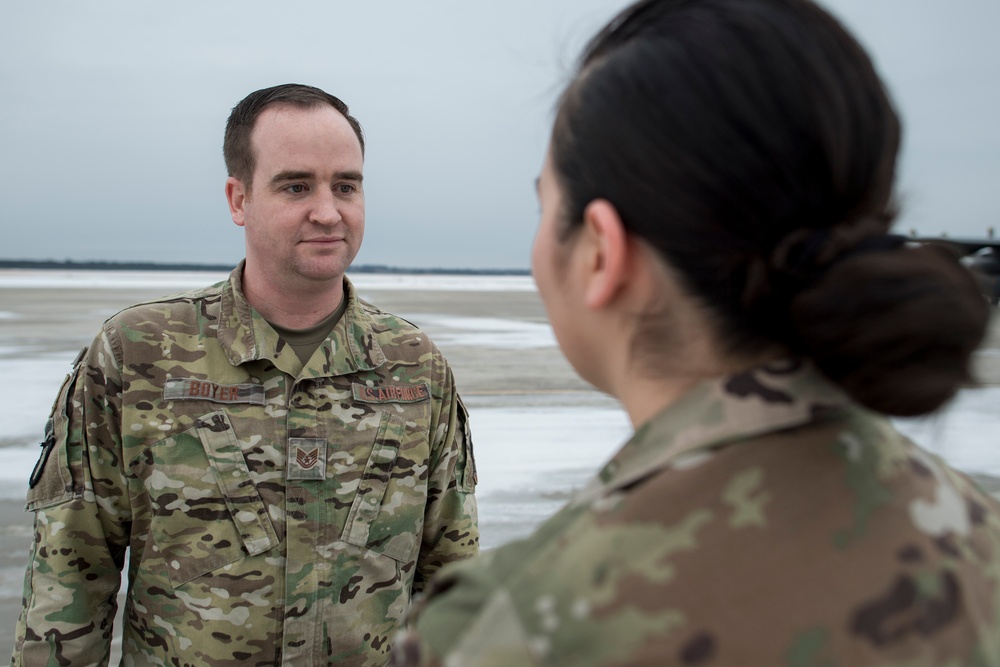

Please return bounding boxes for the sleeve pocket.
[129,410,279,586]
[456,395,477,494]
[26,363,85,511]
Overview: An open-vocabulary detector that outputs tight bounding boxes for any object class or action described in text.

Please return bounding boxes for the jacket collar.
[574,360,850,504]
[218,261,385,376]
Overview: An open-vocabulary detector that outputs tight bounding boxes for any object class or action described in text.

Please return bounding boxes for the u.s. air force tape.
[352,382,430,404]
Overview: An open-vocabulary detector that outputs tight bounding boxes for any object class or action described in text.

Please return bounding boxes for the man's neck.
[241,268,346,330]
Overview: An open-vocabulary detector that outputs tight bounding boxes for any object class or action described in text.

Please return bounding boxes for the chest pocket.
[129,410,279,586]
[342,411,423,562]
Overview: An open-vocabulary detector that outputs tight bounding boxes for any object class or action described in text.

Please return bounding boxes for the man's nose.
[310,188,343,225]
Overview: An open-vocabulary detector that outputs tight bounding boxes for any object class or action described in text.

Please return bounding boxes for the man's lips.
[301,237,345,245]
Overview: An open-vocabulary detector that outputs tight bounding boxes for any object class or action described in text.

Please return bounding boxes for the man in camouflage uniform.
[393,362,1000,666]
[12,83,479,667]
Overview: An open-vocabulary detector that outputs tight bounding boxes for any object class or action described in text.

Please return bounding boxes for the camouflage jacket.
[393,361,1000,666]
[12,265,479,667]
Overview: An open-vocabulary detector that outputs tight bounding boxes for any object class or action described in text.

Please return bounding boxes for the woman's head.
[542,0,989,416]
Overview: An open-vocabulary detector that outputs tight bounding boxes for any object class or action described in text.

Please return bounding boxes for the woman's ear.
[581,199,630,310]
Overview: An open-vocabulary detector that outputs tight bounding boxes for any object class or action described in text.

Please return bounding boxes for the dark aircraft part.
[962,247,1000,305]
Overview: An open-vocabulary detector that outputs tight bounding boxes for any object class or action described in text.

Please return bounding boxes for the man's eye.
[287,184,307,194]
[337,184,356,195]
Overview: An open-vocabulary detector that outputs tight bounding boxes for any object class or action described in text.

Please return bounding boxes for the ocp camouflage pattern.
[393,360,1000,666]
[12,264,479,666]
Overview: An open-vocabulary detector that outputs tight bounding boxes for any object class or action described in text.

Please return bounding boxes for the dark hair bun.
[788,243,990,416]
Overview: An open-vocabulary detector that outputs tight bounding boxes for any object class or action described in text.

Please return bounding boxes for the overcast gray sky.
[2,1,997,270]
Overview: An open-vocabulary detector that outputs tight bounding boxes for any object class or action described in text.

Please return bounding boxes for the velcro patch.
[288,438,327,481]
[352,382,431,404]
[164,378,265,405]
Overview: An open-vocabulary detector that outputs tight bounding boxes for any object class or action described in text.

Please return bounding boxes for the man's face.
[226,103,365,293]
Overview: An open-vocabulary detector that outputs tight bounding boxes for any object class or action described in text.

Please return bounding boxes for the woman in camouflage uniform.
[393,0,1000,664]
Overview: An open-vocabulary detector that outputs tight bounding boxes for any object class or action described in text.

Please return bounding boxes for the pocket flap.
[195,412,279,557]
[343,411,411,560]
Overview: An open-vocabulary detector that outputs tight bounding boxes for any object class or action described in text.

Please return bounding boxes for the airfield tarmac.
[0,273,997,660]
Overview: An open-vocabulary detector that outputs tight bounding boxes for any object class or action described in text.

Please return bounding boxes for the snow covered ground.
[1,270,997,549]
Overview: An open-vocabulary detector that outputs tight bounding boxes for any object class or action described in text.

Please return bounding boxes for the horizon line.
[0,258,532,276]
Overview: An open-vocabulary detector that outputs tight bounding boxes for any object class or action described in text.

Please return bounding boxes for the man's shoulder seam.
[104,282,226,325]
[356,299,424,333]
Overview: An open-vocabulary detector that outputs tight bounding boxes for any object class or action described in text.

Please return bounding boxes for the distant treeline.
[0,258,530,276]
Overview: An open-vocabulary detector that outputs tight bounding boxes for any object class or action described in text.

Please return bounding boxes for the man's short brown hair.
[223,83,365,189]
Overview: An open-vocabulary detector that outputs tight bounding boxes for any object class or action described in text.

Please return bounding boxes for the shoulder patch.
[352,382,431,404]
[164,378,265,405]
[28,418,57,490]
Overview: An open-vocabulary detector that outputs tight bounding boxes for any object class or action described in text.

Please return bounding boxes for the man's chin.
[295,259,353,284]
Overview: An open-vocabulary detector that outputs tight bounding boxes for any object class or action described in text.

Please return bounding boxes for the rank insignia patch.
[296,448,319,469]
[288,438,327,481]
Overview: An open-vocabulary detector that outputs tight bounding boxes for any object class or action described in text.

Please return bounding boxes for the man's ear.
[225,177,247,227]
[581,199,630,310]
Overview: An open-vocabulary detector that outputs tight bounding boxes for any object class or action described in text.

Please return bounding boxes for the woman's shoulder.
[538,413,1000,664]
[407,412,1000,665]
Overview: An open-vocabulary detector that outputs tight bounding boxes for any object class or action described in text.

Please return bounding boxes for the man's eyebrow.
[337,170,364,183]
[270,170,313,185]
[269,170,364,185]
